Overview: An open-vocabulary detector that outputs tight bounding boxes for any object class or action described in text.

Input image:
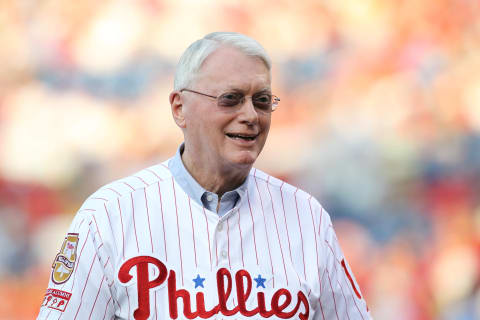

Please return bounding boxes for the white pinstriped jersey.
[37,159,371,320]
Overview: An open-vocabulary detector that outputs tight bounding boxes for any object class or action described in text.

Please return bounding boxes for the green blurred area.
[0,0,479,319]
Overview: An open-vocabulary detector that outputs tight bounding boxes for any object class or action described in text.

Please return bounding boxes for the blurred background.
[1,0,479,319]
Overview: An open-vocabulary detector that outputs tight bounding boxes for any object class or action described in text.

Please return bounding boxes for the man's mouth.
[226,133,258,141]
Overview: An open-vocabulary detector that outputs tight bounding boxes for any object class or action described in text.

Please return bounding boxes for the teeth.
[227,133,256,140]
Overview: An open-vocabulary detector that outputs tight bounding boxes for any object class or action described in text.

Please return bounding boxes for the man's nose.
[238,96,259,124]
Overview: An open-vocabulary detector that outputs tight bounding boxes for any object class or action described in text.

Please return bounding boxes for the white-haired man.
[37,32,371,320]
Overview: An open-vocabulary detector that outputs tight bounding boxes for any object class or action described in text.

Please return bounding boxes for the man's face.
[179,46,272,171]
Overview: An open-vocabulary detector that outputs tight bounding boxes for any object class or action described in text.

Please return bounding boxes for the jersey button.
[217,223,223,231]
[206,194,213,201]
[221,251,228,258]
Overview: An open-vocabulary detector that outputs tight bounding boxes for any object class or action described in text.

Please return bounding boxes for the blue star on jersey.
[254,274,266,288]
[193,274,205,288]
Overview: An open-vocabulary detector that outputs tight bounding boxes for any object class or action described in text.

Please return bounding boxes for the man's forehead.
[220,84,272,92]
[193,74,271,94]
[192,47,271,91]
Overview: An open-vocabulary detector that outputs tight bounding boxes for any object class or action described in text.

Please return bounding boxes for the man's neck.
[181,150,250,198]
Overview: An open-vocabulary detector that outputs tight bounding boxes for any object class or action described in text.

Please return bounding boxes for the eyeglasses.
[180,88,280,113]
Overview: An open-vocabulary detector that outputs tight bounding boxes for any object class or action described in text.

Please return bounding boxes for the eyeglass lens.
[217,92,275,111]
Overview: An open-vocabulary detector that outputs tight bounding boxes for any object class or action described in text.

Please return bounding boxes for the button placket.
[214,219,229,266]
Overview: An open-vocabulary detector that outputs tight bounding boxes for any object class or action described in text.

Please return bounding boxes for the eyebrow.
[223,87,272,94]
[254,89,272,94]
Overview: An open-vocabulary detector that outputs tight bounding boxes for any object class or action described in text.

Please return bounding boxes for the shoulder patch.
[51,233,79,284]
[42,288,72,312]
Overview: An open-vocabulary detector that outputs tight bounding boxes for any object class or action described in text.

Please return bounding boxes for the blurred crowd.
[1,0,479,319]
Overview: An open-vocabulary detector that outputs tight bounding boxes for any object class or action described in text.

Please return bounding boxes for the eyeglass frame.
[180,88,280,113]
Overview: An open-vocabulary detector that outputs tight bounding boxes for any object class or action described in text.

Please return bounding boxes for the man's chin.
[228,151,259,168]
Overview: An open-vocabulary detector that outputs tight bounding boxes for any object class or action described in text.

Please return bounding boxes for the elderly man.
[37,32,371,320]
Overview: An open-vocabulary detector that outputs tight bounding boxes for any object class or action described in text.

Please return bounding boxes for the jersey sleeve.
[314,205,372,320]
[37,211,115,320]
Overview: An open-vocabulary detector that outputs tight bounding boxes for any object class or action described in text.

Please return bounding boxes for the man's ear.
[170,91,186,128]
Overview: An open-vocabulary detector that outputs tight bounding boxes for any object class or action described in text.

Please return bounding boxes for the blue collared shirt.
[168,144,248,217]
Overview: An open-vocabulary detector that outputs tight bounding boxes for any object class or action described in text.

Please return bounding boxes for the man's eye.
[222,93,242,100]
[252,94,272,110]
[219,93,242,106]
[253,94,271,103]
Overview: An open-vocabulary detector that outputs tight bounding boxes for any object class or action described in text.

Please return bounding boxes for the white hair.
[173,32,271,91]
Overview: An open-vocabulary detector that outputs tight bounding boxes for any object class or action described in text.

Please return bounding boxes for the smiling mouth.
[226,133,258,141]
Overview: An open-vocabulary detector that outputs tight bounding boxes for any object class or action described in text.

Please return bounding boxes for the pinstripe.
[92,197,108,201]
[172,178,184,286]
[237,206,245,267]
[101,296,112,320]
[146,168,162,180]
[337,278,352,320]
[202,207,213,270]
[308,197,327,318]
[293,189,307,280]
[325,268,340,320]
[246,189,259,265]
[135,175,148,186]
[106,187,121,196]
[103,297,112,320]
[123,182,135,191]
[117,198,125,259]
[103,204,118,255]
[253,173,275,287]
[188,197,198,268]
[91,215,104,246]
[88,275,105,320]
[144,189,154,252]
[281,186,303,287]
[73,253,98,320]
[266,177,288,286]
[130,193,140,252]
[157,182,168,261]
